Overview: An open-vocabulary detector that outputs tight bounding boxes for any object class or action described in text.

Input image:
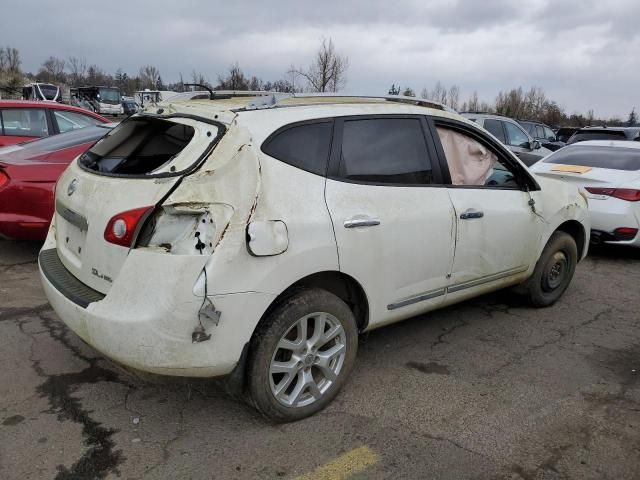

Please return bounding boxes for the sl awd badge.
[67,178,78,196]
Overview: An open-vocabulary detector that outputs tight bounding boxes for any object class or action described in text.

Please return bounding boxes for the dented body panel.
[40,96,590,378]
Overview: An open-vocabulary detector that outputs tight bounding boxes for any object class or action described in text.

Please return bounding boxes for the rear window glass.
[545,145,640,171]
[80,117,195,175]
[567,131,627,144]
[262,121,332,175]
[338,118,432,184]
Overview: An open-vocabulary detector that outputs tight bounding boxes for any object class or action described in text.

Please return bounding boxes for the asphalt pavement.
[1,239,639,479]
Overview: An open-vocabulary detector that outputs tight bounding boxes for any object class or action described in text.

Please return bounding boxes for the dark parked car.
[518,120,565,151]
[556,127,580,143]
[0,123,113,240]
[122,99,139,116]
[567,126,640,145]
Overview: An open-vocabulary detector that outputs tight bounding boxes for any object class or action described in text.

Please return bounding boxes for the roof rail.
[241,92,455,112]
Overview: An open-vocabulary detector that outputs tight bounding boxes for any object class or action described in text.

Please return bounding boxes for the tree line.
[393,81,634,127]
[0,39,348,98]
[1,40,635,127]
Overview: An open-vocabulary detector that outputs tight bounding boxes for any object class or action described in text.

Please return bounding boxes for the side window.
[483,119,506,143]
[436,126,520,188]
[0,108,50,137]
[53,110,101,133]
[504,121,530,148]
[262,121,333,175]
[543,126,556,141]
[535,125,545,139]
[338,118,433,184]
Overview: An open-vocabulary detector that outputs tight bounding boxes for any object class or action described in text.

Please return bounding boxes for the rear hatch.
[53,114,225,293]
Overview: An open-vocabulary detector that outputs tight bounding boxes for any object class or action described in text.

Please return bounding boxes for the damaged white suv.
[40,93,589,421]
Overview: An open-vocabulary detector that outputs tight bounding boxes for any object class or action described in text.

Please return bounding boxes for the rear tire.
[523,231,578,307]
[247,289,358,422]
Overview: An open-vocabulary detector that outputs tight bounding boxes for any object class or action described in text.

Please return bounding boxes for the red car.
[0,124,113,240]
[0,100,109,147]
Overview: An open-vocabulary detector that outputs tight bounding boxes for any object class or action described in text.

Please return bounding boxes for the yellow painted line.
[294,446,380,480]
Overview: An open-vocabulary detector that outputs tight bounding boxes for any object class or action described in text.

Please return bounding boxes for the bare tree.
[0,47,22,97]
[67,56,87,86]
[139,65,161,89]
[39,56,66,83]
[216,63,249,90]
[447,85,460,110]
[291,38,348,92]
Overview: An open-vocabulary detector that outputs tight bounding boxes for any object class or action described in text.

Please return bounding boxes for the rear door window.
[262,121,333,175]
[79,116,210,176]
[483,119,506,143]
[0,108,50,137]
[53,110,102,133]
[545,145,640,171]
[338,118,433,184]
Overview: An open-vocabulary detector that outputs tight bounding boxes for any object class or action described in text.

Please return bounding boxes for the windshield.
[545,145,640,171]
[98,88,121,104]
[40,85,59,100]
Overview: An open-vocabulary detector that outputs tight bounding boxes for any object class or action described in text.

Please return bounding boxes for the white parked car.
[531,140,640,247]
[39,93,589,421]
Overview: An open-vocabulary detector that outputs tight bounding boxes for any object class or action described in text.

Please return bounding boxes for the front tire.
[523,231,578,307]
[247,289,358,422]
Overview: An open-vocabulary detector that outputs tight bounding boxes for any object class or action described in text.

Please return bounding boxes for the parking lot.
[0,238,638,479]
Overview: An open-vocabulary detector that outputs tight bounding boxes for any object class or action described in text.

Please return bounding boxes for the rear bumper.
[589,198,640,247]
[0,215,50,241]
[39,244,276,377]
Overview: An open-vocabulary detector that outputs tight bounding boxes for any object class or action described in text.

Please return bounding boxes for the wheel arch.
[555,219,587,260]
[255,271,370,335]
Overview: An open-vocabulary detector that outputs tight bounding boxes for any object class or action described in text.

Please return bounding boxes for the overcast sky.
[2,0,638,118]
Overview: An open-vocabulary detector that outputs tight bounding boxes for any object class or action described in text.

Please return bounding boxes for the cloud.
[1,0,638,117]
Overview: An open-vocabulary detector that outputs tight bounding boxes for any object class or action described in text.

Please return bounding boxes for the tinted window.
[567,130,627,145]
[54,110,102,133]
[483,119,506,143]
[80,117,195,175]
[339,118,432,184]
[0,108,50,137]
[262,122,332,175]
[545,145,640,171]
[504,122,530,148]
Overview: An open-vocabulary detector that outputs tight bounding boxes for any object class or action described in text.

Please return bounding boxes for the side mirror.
[532,140,541,150]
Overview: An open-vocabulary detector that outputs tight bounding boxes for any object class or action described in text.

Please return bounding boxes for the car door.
[0,107,51,146]
[503,120,540,166]
[430,117,542,299]
[324,115,456,328]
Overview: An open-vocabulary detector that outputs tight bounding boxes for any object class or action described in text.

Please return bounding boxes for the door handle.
[344,216,381,228]
[460,208,484,220]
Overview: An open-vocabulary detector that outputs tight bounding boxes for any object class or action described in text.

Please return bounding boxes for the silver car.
[461,113,552,166]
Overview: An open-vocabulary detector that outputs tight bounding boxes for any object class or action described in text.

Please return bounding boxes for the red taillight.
[585,187,640,202]
[0,169,9,189]
[614,227,639,240]
[104,206,154,247]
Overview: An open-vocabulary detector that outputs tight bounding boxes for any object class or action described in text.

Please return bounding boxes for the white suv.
[40,93,589,421]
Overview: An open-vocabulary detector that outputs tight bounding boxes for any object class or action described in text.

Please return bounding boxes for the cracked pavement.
[0,239,639,479]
